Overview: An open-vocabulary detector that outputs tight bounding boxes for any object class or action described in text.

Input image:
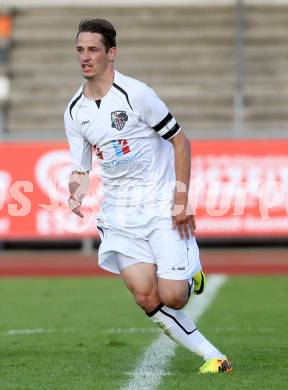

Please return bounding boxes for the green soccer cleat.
[192,271,206,295]
[199,357,233,374]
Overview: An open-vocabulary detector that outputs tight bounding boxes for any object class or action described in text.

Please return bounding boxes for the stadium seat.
[0,10,12,133]
[0,14,12,39]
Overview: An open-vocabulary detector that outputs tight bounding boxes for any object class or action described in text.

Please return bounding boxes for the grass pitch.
[0,276,287,390]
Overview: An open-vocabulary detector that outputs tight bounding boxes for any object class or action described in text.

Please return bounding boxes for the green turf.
[0,276,287,390]
[160,276,288,390]
[0,277,156,390]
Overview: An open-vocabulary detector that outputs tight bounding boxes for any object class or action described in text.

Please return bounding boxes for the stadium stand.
[4,2,288,139]
[243,5,288,135]
[7,6,236,139]
[0,9,12,133]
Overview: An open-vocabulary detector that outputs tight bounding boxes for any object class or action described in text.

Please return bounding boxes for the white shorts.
[97,226,202,280]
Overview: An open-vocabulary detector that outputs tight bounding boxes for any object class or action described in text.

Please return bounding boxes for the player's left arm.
[135,84,195,238]
[169,130,196,239]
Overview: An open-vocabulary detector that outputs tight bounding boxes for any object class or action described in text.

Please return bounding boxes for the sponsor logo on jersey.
[81,120,90,126]
[111,111,128,131]
[102,151,142,168]
[93,139,131,161]
[112,139,130,156]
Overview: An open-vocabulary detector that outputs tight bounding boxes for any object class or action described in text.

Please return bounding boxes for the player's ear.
[108,46,117,61]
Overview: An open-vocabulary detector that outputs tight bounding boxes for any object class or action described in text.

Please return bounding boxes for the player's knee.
[158,279,189,309]
[134,292,160,313]
[161,293,188,310]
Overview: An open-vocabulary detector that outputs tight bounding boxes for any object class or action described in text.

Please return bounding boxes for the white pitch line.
[121,274,227,390]
[6,328,70,335]
[106,328,161,334]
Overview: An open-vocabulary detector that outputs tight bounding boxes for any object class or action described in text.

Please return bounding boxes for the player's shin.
[147,304,225,361]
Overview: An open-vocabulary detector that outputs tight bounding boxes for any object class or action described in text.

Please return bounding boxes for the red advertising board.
[0,140,288,239]
[189,140,288,238]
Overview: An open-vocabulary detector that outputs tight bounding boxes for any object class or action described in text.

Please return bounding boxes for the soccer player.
[65,18,232,374]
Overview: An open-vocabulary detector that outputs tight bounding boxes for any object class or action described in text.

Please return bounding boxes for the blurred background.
[1,0,288,261]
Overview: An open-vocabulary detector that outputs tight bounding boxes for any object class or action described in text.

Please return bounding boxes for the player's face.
[76,32,116,80]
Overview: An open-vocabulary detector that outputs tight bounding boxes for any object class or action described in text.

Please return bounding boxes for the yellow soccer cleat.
[192,271,206,295]
[199,357,233,374]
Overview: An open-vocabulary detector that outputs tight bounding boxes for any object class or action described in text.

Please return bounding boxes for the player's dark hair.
[77,18,116,52]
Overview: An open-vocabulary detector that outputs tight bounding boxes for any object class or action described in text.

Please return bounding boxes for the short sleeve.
[64,109,92,172]
[139,86,181,140]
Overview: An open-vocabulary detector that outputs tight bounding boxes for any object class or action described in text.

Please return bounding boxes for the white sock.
[148,304,225,361]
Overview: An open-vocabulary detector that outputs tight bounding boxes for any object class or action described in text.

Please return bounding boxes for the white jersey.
[64,70,181,236]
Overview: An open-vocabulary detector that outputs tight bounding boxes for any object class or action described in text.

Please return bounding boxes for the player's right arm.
[64,107,92,218]
[68,171,89,218]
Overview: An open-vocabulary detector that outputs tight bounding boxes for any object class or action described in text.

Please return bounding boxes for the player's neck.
[85,68,115,101]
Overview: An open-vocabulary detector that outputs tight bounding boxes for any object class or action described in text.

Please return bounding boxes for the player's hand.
[68,196,84,218]
[172,193,196,240]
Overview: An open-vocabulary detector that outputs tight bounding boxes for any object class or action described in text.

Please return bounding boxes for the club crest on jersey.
[111,111,128,131]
